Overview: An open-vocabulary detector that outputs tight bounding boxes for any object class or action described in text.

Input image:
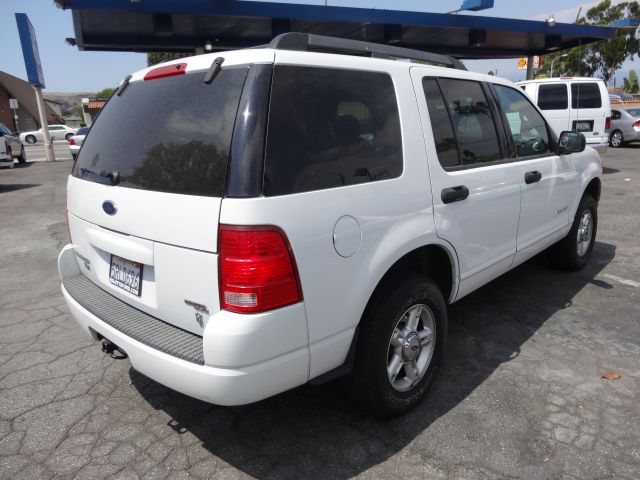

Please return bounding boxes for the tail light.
[633,120,640,128]
[219,225,302,314]
[69,137,75,145]
[605,117,611,131]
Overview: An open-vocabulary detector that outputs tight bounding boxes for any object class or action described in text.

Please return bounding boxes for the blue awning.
[55,0,616,59]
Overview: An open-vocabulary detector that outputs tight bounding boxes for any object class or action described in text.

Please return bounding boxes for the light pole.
[550,54,568,78]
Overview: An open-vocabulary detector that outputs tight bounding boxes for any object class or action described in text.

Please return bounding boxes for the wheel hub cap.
[402,332,421,361]
[386,304,436,392]
[576,210,593,257]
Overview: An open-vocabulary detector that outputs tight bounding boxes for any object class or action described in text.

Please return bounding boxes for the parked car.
[0,122,26,167]
[517,77,611,153]
[58,34,602,417]
[610,108,640,147]
[68,126,90,160]
[20,124,78,144]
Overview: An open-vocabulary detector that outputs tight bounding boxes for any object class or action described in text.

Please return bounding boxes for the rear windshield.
[76,127,90,136]
[72,68,247,197]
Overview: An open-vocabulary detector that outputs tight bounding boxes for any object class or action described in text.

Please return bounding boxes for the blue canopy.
[55,0,616,58]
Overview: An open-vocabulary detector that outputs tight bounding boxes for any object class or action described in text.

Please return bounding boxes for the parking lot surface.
[1,147,639,480]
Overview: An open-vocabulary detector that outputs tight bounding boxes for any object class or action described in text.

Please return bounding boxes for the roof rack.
[267,32,467,71]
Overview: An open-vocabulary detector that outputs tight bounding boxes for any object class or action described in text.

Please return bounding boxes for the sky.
[0,0,638,93]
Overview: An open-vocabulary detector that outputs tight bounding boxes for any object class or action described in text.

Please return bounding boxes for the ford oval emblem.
[102,201,117,215]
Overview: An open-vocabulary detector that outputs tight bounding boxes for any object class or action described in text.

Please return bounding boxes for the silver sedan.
[610,108,640,148]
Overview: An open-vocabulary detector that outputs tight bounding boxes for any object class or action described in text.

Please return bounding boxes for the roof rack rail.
[267,32,466,71]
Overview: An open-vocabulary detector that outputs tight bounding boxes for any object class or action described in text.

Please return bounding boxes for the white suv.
[58,34,602,417]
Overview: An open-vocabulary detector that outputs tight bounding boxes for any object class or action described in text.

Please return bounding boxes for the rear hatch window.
[72,68,248,197]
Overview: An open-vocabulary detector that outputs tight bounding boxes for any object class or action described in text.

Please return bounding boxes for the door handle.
[441,185,469,204]
[524,171,542,184]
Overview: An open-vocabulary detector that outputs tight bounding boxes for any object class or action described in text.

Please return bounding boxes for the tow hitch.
[101,338,128,359]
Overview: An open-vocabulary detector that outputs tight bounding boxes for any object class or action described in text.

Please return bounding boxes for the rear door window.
[571,83,602,109]
[436,78,502,167]
[422,78,459,169]
[263,66,402,196]
[72,68,248,197]
[538,84,568,110]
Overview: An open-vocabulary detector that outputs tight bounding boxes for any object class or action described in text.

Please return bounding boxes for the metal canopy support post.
[526,54,534,80]
[34,86,54,162]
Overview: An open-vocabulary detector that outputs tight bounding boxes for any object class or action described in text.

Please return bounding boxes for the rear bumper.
[587,139,608,153]
[624,129,640,143]
[59,245,310,406]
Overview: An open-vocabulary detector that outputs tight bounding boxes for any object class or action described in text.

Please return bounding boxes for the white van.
[517,78,611,153]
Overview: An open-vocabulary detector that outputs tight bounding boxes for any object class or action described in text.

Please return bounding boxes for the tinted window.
[438,79,501,166]
[49,126,63,130]
[538,84,568,110]
[571,83,602,109]
[264,66,402,196]
[72,69,247,196]
[422,79,459,168]
[76,127,90,135]
[494,85,551,157]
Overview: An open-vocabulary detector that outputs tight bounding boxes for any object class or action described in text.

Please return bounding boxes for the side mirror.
[558,131,586,154]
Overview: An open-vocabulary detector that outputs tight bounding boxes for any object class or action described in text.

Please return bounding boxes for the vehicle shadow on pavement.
[130,241,616,480]
[0,183,41,193]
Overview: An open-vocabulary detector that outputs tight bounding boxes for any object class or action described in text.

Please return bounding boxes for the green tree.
[95,87,115,99]
[623,69,639,93]
[539,1,640,84]
[147,52,192,67]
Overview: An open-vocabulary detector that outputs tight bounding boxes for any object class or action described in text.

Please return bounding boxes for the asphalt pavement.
[0,146,639,479]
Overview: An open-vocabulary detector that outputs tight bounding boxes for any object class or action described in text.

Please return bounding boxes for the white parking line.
[604,274,640,288]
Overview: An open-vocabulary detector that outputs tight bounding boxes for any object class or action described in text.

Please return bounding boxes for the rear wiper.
[100,170,121,186]
[117,75,132,96]
[79,168,120,186]
[204,57,224,84]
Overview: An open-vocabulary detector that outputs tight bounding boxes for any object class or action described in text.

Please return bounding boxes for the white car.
[58,34,602,417]
[517,77,611,153]
[20,124,77,144]
[69,126,90,160]
[0,122,26,167]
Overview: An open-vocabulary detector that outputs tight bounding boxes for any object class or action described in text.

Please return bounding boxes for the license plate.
[573,120,593,132]
[109,255,143,296]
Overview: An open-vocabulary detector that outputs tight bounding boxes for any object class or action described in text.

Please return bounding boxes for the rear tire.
[343,273,447,417]
[65,133,74,141]
[549,194,597,271]
[25,135,36,144]
[18,146,26,164]
[610,130,624,148]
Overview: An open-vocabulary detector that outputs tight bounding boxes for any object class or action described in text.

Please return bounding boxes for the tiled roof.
[87,100,106,109]
[0,71,62,126]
